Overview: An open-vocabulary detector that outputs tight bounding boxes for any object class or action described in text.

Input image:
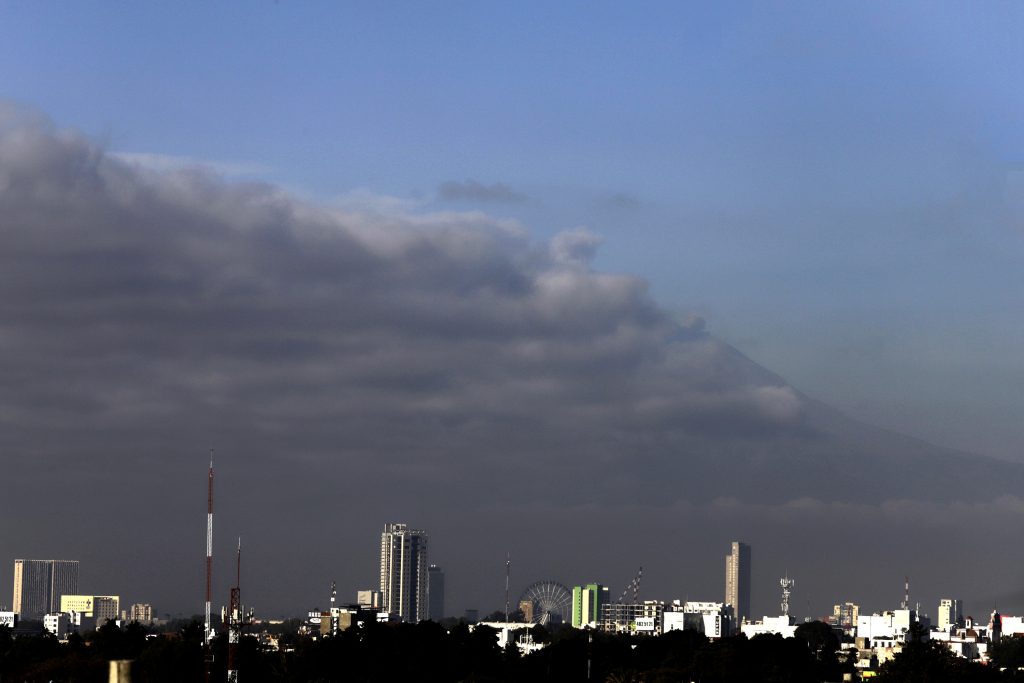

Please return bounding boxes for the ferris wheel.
[519,580,572,626]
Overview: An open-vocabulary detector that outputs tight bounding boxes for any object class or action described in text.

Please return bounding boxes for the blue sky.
[3,1,1023,460]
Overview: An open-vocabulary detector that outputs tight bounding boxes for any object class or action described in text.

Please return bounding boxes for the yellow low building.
[59,595,120,625]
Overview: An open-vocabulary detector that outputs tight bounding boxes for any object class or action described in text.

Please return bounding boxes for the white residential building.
[379,523,428,622]
[662,601,732,639]
[1000,615,1024,637]
[43,612,70,639]
[938,599,963,630]
[929,627,984,660]
[741,615,797,639]
[473,622,547,655]
[856,609,926,644]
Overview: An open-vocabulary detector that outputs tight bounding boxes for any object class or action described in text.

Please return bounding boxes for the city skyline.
[3,546,1003,631]
[3,533,1008,629]
[1,3,1023,620]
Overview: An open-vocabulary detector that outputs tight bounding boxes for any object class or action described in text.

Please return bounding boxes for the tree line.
[3,618,1024,682]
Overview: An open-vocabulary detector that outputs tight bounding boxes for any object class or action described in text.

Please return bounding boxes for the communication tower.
[226,539,253,683]
[780,575,794,617]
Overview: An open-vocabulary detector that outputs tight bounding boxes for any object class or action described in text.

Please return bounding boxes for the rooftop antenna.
[901,576,910,611]
[780,575,794,617]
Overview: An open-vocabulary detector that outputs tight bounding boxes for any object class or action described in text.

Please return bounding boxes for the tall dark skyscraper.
[724,542,750,629]
[427,564,445,622]
[379,523,428,622]
[12,559,79,621]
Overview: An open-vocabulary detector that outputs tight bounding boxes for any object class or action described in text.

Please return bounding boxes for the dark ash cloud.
[437,179,528,203]
[0,115,799,458]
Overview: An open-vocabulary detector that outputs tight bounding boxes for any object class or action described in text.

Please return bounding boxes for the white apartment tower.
[379,523,428,622]
[938,598,963,630]
[12,559,79,621]
[724,542,751,629]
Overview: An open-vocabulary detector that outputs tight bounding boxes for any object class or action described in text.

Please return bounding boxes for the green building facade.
[571,583,608,628]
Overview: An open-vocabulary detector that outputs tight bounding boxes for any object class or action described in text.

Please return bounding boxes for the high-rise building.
[938,599,963,630]
[427,564,445,622]
[379,523,428,622]
[572,583,608,628]
[724,542,750,629]
[12,560,79,621]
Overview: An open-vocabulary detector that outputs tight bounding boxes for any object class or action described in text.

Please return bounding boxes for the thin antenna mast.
[204,449,215,683]
[504,554,511,623]
[205,449,214,643]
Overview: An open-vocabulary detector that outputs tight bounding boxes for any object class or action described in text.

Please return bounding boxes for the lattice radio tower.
[780,575,795,617]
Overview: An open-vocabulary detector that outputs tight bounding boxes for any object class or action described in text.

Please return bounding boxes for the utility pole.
[587,629,592,680]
